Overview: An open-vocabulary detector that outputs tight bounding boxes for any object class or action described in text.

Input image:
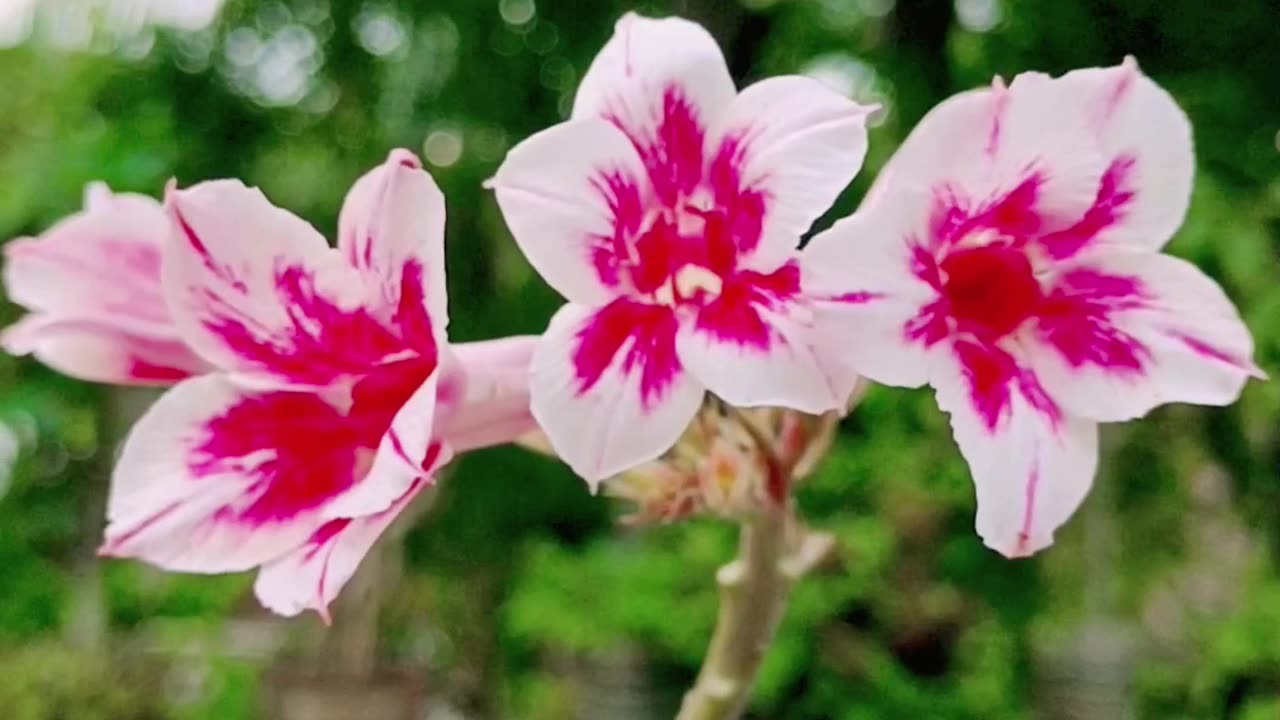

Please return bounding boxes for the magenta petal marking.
[955,339,1016,431]
[604,84,707,208]
[709,133,768,256]
[905,299,950,347]
[174,194,421,384]
[392,260,437,360]
[926,174,1042,249]
[928,185,972,248]
[191,392,360,524]
[171,201,248,293]
[911,244,944,290]
[972,175,1043,239]
[275,265,406,369]
[99,500,182,556]
[127,358,194,383]
[303,518,351,563]
[654,87,707,202]
[1171,332,1261,375]
[985,79,1009,158]
[347,357,436,446]
[1099,61,1137,125]
[198,264,406,385]
[827,291,886,304]
[188,360,433,529]
[614,85,707,206]
[572,299,681,409]
[955,339,1062,432]
[630,215,681,295]
[693,263,800,351]
[1037,268,1149,373]
[294,517,352,625]
[1017,464,1040,555]
[1038,156,1137,260]
[1016,367,1063,428]
[588,170,646,289]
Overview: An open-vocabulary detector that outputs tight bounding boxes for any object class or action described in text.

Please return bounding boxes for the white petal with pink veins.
[573,13,735,157]
[1028,250,1259,423]
[102,375,363,573]
[338,148,449,342]
[707,76,873,273]
[932,340,1098,557]
[4,186,176,338]
[255,478,427,621]
[802,187,942,390]
[489,119,651,305]
[677,265,848,413]
[986,72,1107,227]
[531,301,704,487]
[164,180,407,388]
[871,74,1108,236]
[1033,59,1194,257]
[2,315,207,385]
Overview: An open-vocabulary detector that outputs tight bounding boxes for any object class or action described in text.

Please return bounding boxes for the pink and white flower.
[803,59,1261,557]
[99,150,538,619]
[488,13,874,485]
[2,182,209,384]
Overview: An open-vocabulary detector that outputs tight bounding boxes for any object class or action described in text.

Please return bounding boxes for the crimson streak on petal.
[693,262,801,350]
[1035,268,1149,373]
[191,392,360,524]
[572,298,681,409]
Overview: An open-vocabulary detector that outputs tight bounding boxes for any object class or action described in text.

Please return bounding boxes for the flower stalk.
[676,501,835,720]
[676,405,838,720]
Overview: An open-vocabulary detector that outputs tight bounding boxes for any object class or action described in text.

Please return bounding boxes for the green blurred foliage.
[0,642,171,720]
[0,0,1277,718]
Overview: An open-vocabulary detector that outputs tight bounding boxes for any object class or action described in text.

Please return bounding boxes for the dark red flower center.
[940,245,1041,338]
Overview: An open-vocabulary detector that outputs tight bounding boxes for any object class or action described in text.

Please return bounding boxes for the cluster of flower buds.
[608,400,844,525]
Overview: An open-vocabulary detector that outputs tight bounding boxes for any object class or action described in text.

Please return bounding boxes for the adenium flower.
[488,13,874,485]
[99,150,537,619]
[2,182,209,384]
[803,59,1261,557]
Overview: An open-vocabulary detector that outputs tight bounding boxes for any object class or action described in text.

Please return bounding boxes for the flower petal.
[531,301,704,486]
[573,13,735,203]
[707,76,874,272]
[871,88,999,195]
[254,478,427,621]
[337,148,448,348]
[322,359,447,518]
[876,76,1107,240]
[677,263,849,413]
[932,339,1098,557]
[438,336,539,453]
[1026,59,1193,257]
[894,61,1190,259]
[165,180,406,387]
[3,185,176,337]
[489,118,650,305]
[1,315,206,385]
[1028,250,1259,423]
[101,376,364,573]
[801,186,941,389]
[984,73,1109,228]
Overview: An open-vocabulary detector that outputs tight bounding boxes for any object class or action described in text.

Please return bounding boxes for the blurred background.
[0,0,1278,718]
